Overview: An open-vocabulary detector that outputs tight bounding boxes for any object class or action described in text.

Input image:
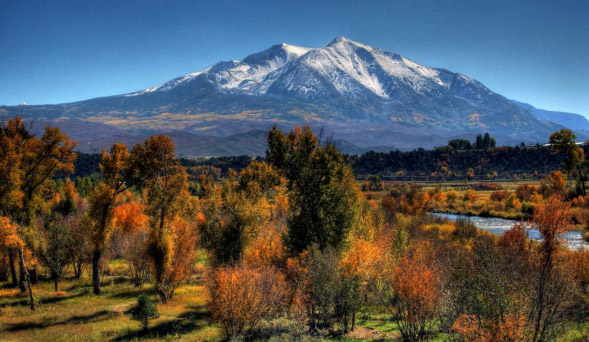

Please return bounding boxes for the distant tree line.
[347,145,569,179]
[71,136,576,181]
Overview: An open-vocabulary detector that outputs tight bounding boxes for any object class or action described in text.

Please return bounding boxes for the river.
[431,213,588,250]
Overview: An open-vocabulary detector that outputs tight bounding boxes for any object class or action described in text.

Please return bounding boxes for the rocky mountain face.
[1,37,562,156]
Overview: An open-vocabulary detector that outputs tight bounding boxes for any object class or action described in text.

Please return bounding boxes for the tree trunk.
[19,249,35,311]
[74,260,83,278]
[8,251,18,286]
[53,272,59,292]
[30,265,38,285]
[577,165,587,196]
[18,255,26,293]
[72,260,78,278]
[92,249,101,295]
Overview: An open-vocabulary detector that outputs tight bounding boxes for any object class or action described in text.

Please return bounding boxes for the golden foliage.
[206,264,286,338]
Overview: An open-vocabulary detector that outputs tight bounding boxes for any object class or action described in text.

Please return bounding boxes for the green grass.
[0,275,221,342]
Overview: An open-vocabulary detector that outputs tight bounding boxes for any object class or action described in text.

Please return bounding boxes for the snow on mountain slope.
[2,36,561,154]
[125,37,464,100]
[126,43,311,97]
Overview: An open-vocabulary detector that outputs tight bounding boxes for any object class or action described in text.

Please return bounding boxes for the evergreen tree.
[132,294,159,331]
[475,134,483,149]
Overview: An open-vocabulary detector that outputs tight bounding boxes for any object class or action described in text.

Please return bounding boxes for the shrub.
[206,264,286,339]
[453,218,478,239]
[471,183,503,191]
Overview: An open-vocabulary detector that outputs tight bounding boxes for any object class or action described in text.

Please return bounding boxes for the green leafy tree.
[40,217,72,291]
[266,125,361,253]
[199,161,279,265]
[549,129,586,195]
[448,139,472,150]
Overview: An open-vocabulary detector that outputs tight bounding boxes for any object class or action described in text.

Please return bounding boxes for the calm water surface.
[431,213,587,250]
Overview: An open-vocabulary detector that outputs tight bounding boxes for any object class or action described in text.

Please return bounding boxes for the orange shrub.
[206,264,286,339]
[452,311,528,342]
[490,190,509,202]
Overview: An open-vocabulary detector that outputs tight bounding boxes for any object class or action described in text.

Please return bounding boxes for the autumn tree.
[542,171,567,196]
[549,129,586,195]
[113,199,151,286]
[340,237,393,330]
[286,245,361,334]
[65,197,90,279]
[266,125,361,254]
[530,196,576,342]
[0,216,35,310]
[128,135,195,303]
[206,264,286,339]
[86,143,131,295]
[199,161,278,266]
[0,117,76,309]
[39,178,85,290]
[447,233,533,342]
[389,243,439,342]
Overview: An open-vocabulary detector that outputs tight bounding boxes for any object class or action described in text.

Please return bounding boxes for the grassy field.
[1,262,587,341]
[0,276,448,342]
[0,274,220,342]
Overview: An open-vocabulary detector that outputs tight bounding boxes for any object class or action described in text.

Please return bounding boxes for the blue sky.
[1,0,588,117]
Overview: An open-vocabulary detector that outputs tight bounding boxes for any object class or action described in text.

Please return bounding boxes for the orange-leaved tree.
[128,135,193,303]
[340,237,393,330]
[0,117,76,309]
[86,143,131,295]
[113,198,151,286]
[390,242,439,342]
[153,215,197,301]
[530,195,575,342]
[0,216,35,310]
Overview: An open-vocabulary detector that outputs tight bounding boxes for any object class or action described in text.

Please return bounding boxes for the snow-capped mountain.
[0,37,563,156]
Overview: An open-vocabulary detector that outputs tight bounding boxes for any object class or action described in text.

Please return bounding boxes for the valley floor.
[0,273,587,342]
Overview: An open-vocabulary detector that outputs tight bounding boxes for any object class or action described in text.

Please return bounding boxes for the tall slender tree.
[128,135,193,303]
[87,143,131,294]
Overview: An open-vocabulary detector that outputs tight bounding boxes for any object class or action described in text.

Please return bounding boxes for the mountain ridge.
[0,37,566,156]
[512,100,589,132]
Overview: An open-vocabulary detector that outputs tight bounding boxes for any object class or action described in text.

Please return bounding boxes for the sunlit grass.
[0,265,221,342]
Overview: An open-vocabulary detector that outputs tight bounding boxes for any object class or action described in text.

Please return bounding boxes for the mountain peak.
[327,36,353,45]
[242,43,310,66]
[2,36,560,154]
